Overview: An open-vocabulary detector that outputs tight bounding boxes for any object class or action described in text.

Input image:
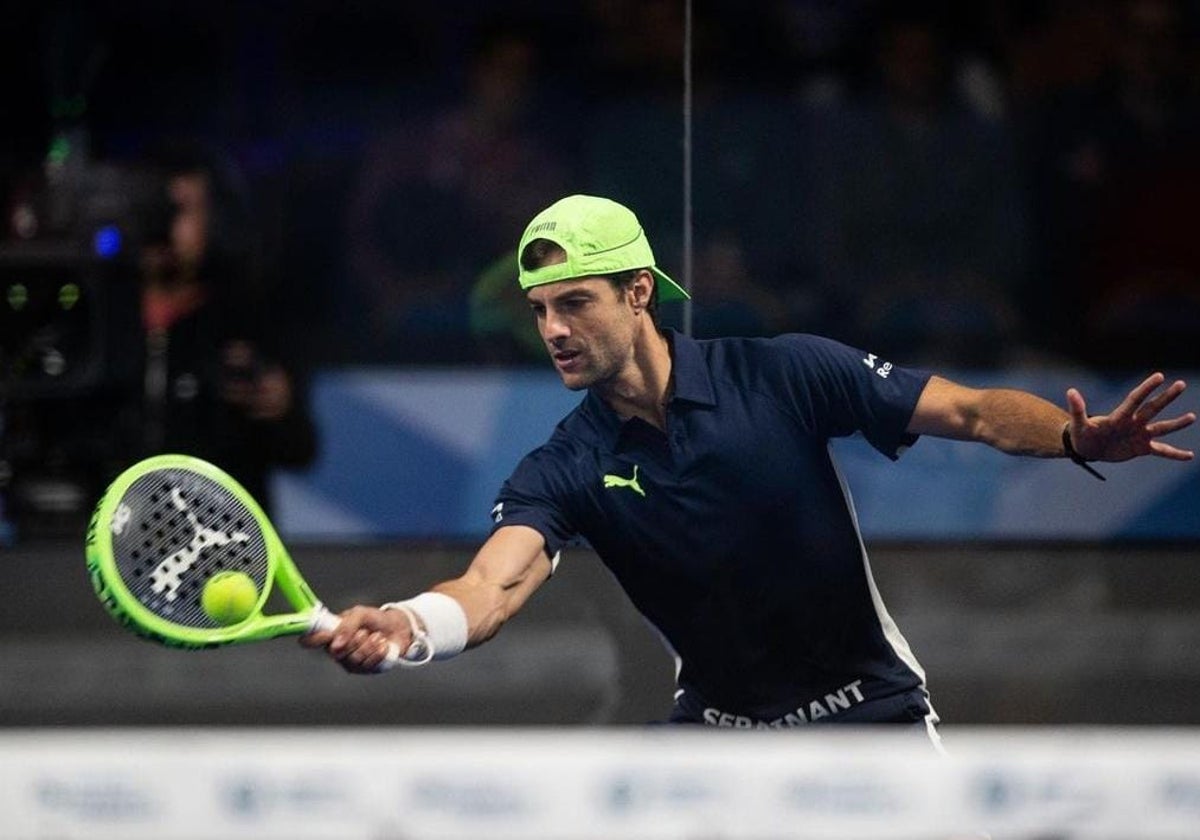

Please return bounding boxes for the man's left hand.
[1068,372,1195,463]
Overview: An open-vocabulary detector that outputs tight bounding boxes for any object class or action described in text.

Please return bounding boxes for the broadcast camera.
[1,158,174,540]
[1,159,171,397]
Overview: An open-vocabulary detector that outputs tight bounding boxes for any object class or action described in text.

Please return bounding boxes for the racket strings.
[111,470,269,629]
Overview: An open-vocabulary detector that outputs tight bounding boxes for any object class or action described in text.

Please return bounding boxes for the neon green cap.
[517,195,690,301]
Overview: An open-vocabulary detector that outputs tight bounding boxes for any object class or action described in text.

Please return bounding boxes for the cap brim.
[651,266,690,302]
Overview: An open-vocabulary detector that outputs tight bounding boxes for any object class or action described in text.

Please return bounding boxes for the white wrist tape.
[380,592,468,664]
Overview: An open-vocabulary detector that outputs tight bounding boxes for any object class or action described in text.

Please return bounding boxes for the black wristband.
[1062,423,1106,481]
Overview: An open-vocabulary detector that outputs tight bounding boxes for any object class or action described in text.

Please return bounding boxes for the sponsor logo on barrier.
[1161,774,1200,815]
[605,772,720,814]
[782,777,902,816]
[36,777,159,821]
[220,776,349,818]
[410,778,529,818]
[974,769,1105,823]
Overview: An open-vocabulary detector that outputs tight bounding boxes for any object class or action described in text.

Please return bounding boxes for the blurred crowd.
[3,0,1200,375]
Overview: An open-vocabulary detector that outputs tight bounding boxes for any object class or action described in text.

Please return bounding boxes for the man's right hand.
[299,605,413,674]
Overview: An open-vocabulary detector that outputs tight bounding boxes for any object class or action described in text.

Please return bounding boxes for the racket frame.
[85,453,328,649]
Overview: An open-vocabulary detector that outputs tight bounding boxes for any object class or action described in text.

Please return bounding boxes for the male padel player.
[303,195,1194,740]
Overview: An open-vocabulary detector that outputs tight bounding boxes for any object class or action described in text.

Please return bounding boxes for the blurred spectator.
[804,8,1028,366]
[100,142,317,511]
[342,18,570,363]
[1023,0,1200,368]
[468,249,544,365]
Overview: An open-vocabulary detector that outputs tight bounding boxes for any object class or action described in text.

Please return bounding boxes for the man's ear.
[631,269,655,311]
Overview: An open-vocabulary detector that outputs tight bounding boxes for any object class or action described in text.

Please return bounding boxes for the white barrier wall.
[4,728,1200,839]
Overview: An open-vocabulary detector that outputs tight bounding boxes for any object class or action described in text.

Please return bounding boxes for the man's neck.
[596,328,673,431]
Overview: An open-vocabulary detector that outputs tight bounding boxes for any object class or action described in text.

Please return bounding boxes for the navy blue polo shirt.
[491,330,935,727]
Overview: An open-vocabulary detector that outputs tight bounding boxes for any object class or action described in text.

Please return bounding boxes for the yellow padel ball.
[201,570,259,625]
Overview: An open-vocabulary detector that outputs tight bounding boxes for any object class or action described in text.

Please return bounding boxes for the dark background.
[4,0,1199,369]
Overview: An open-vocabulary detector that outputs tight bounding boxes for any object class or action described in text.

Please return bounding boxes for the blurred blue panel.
[274,368,1200,542]
[281,373,475,538]
[1117,470,1200,540]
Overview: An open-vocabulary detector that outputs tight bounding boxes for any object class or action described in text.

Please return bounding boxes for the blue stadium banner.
[273,369,1200,542]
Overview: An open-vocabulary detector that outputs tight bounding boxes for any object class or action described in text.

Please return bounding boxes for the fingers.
[1065,387,1089,426]
[1147,409,1196,461]
[1135,379,1188,422]
[332,626,395,672]
[1072,375,1191,429]
[1149,439,1196,461]
[330,607,397,673]
[300,605,408,674]
[1111,372,1167,420]
[1146,412,1197,437]
[298,627,331,649]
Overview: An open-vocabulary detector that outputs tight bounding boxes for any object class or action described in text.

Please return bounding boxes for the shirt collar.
[580,329,716,450]
[665,329,716,407]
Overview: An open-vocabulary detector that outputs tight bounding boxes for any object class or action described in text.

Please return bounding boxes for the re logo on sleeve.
[863,353,893,378]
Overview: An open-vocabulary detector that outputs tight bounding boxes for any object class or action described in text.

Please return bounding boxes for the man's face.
[526,276,639,391]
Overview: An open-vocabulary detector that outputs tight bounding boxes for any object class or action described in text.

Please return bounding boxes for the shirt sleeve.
[776,334,931,459]
[489,443,580,558]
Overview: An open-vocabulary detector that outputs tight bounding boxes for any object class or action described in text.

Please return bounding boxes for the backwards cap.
[517,195,690,301]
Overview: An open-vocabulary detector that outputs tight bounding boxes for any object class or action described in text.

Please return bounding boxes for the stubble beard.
[556,345,622,393]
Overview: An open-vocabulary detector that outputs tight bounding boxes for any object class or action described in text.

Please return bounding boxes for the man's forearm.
[428,524,554,649]
[972,388,1070,457]
[431,569,542,649]
[910,376,1072,457]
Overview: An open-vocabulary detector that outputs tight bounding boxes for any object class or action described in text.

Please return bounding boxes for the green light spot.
[7,284,28,311]
[47,136,71,165]
[59,283,81,310]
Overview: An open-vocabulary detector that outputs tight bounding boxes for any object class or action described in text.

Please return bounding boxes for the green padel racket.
[85,453,398,667]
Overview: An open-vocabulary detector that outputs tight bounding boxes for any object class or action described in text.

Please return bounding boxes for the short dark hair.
[520,238,659,322]
[605,269,659,322]
[520,237,564,271]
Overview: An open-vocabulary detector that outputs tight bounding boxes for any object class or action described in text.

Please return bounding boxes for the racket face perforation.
[107,466,270,630]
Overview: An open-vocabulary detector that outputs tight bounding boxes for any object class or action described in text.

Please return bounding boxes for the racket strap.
[381,592,468,665]
[379,603,434,666]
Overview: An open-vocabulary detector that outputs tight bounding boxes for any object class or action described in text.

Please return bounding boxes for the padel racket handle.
[308,605,402,672]
[308,605,341,634]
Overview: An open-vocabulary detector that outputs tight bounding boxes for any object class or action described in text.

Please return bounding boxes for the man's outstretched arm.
[908,372,1195,463]
[300,524,554,673]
